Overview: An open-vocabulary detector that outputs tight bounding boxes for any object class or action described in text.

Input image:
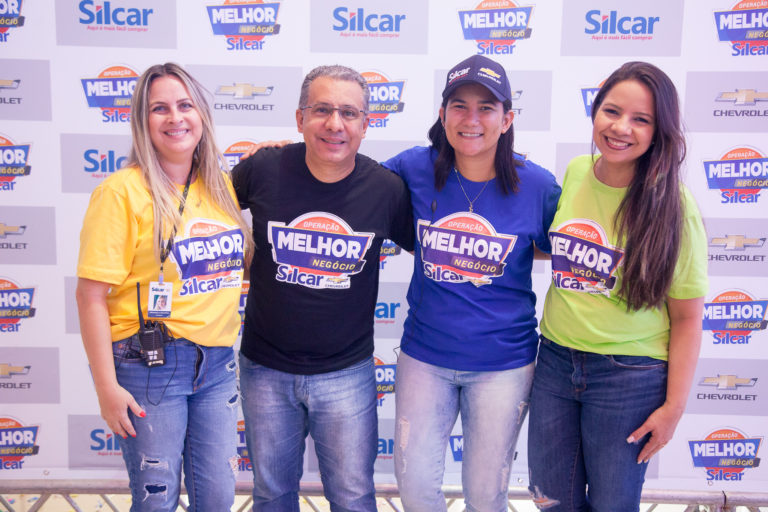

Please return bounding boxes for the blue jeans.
[239,353,378,512]
[113,337,239,512]
[394,352,534,512]
[527,336,668,512]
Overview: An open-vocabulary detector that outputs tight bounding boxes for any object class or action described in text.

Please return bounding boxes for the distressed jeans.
[394,351,534,512]
[113,337,239,512]
[239,353,378,512]
[527,336,667,512]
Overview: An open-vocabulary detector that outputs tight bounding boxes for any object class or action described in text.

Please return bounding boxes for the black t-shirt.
[233,143,414,374]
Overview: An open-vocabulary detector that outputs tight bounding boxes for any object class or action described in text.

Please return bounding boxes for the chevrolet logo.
[0,223,26,238]
[511,90,522,101]
[0,363,30,378]
[715,89,768,106]
[0,79,20,89]
[710,234,766,251]
[700,374,757,390]
[216,84,274,99]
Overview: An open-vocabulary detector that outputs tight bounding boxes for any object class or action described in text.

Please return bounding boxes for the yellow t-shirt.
[77,166,245,346]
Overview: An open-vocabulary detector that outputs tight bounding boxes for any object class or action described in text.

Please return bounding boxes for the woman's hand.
[240,139,293,160]
[627,402,684,463]
[96,382,146,438]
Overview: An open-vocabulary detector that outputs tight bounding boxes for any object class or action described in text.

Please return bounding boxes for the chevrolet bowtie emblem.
[715,89,768,106]
[216,84,274,99]
[0,79,20,89]
[710,235,766,251]
[0,223,26,238]
[700,375,757,390]
[0,363,31,378]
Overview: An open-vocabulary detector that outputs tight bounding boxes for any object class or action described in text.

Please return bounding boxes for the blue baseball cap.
[442,55,512,103]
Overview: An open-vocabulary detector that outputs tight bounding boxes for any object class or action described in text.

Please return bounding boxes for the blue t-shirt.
[383,146,561,371]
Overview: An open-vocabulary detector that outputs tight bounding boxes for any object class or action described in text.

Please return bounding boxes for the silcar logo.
[584,9,660,40]
[269,212,374,290]
[78,0,153,30]
[0,0,25,43]
[418,212,516,287]
[0,134,30,192]
[80,65,139,123]
[0,416,39,470]
[549,219,624,296]
[689,428,763,481]
[206,1,281,51]
[0,277,35,333]
[450,435,464,461]
[379,239,402,270]
[83,147,127,177]
[458,0,533,55]
[580,79,605,116]
[703,146,767,204]
[171,220,244,297]
[362,71,405,129]
[703,289,768,345]
[236,420,251,472]
[714,1,768,57]
[332,6,406,36]
[374,356,395,405]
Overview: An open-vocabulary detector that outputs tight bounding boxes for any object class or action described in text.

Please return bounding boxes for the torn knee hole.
[528,484,560,510]
[145,483,166,494]
[229,455,239,477]
[227,393,239,407]
[139,455,170,471]
[397,417,410,450]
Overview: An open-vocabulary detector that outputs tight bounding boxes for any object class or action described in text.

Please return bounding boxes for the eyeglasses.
[299,103,366,122]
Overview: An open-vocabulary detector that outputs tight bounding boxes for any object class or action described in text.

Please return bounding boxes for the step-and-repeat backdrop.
[1,0,767,493]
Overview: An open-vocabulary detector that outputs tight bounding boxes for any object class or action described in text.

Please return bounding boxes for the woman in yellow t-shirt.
[76,63,253,512]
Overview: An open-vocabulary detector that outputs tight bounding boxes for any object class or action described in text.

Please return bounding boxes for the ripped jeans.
[394,352,534,512]
[113,337,239,512]
[527,336,667,512]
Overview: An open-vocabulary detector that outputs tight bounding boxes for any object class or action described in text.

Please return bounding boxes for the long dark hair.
[428,97,520,194]
[591,61,685,311]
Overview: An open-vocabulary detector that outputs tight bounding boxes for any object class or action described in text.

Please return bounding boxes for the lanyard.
[158,171,193,283]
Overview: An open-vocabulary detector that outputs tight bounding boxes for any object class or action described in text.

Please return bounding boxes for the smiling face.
[439,83,513,170]
[592,79,656,178]
[296,76,368,179]
[147,75,203,169]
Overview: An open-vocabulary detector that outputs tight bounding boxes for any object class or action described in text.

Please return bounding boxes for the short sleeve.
[231,155,254,210]
[388,176,414,252]
[536,171,561,253]
[77,182,138,285]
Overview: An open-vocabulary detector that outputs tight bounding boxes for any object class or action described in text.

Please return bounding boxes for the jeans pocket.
[112,337,143,365]
[605,354,667,370]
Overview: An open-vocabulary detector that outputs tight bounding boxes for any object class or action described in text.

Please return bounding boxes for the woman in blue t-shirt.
[382,55,560,512]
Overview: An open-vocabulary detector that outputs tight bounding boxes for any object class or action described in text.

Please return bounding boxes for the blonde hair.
[127,62,253,262]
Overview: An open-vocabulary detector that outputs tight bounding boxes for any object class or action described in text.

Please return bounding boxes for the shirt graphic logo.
[269,212,374,290]
[549,219,624,296]
[170,220,244,296]
[418,212,516,287]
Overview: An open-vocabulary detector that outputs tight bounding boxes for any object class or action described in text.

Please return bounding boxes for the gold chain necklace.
[454,168,490,213]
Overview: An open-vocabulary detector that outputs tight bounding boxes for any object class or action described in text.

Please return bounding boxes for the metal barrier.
[0,481,766,512]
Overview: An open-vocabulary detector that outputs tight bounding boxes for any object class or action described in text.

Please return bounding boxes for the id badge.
[147,281,173,319]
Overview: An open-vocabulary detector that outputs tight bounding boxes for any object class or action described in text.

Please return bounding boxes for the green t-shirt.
[540,155,709,360]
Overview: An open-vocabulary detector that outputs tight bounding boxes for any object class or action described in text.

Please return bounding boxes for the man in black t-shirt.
[233,65,413,511]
